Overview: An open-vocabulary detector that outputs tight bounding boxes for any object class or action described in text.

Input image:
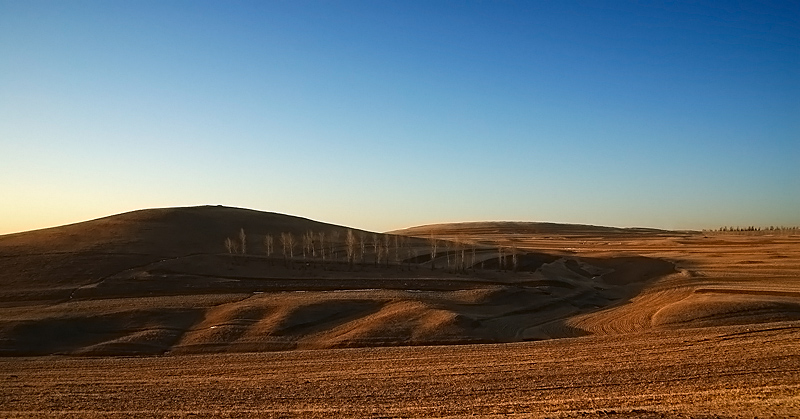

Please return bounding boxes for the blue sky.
[1,0,798,234]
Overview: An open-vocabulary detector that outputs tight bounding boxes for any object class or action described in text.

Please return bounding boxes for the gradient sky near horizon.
[2,1,798,234]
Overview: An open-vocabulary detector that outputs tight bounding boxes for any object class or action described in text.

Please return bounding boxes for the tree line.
[222,229,527,272]
[223,228,419,269]
[705,226,800,235]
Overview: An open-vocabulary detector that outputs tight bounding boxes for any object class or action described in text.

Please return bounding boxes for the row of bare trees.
[224,228,247,254]
[426,235,521,272]
[225,228,419,269]
[707,226,800,235]
[225,229,525,272]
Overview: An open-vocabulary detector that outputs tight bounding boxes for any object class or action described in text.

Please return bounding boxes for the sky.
[1,0,798,234]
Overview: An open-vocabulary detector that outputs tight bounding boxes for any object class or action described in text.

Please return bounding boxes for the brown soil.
[1,322,797,417]
[1,207,798,416]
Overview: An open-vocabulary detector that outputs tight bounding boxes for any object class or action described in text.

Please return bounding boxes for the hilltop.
[392,220,696,238]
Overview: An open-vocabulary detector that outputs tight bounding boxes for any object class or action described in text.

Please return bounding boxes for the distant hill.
[0,206,367,290]
[391,221,693,238]
[0,205,363,256]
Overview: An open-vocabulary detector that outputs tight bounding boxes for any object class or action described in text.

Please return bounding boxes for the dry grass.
[1,208,799,416]
[1,322,798,417]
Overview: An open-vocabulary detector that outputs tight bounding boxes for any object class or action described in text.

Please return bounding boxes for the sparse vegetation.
[224,237,236,254]
[706,226,800,236]
[239,228,247,254]
[329,231,340,262]
[264,234,274,257]
[359,231,366,264]
[317,231,326,264]
[430,235,438,270]
[280,232,295,265]
[345,229,356,269]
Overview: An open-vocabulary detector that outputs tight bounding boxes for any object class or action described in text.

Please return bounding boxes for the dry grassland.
[2,322,798,418]
[0,208,798,417]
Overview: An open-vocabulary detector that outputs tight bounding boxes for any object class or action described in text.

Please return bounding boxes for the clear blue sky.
[2,0,798,234]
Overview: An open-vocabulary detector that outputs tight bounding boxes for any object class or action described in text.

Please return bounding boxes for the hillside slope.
[392,221,694,238]
[0,206,361,292]
[2,207,795,357]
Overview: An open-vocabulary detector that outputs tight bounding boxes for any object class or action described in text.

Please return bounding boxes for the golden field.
[1,206,798,417]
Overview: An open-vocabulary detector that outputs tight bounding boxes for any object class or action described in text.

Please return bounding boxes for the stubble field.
[1,208,798,417]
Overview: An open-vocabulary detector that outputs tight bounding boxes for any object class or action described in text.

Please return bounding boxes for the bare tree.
[359,231,366,263]
[452,239,460,272]
[264,234,274,257]
[239,228,247,254]
[460,241,466,272]
[329,231,340,261]
[317,231,326,262]
[471,244,476,271]
[287,233,295,259]
[225,237,235,254]
[511,246,519,272]
[280,233,289,264]
[372,234,380,265]
[301,231,310,260]
[345,229,356,269]
[308,230,318,259]
[280,232,296,265]
[430,235,438,270]
[383,234,391,267]
[376,242,384,268]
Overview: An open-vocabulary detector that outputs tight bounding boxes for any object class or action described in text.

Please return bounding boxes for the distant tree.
[376,241,385,267]
[445,241,452,270]
[460,241,466,272]
[280,233,289,264]
[429,235,438,270]
[511,247,519,272]
[287,233,295,259]
[471,244,476,271]
[329,231,340,261]
[317,231,326,262]
[453,240,460,271]
[264,234,274,258]
[383,234,391,267]
[359,231,366,263]
[372,234,380,265]
[346,229,357,269]
[225,237,235,254]
[239,228,247,255]
[301,231,310,260]
[280,232,295,265]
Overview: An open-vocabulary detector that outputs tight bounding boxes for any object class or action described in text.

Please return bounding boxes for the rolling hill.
[1,206,797,359]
